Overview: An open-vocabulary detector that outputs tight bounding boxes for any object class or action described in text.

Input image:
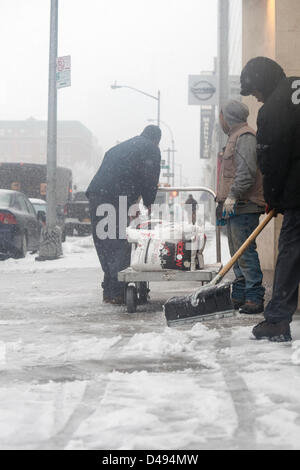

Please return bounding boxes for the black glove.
[216,202,227,226]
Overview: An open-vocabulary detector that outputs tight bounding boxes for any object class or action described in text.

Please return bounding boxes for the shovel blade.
[164,283,234,326]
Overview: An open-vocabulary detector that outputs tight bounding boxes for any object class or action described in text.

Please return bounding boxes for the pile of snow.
[122,323,220,369]
[0,236,99,272]
[0,336,123,370]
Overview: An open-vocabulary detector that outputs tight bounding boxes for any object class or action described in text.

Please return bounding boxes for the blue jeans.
[227,213,265,304]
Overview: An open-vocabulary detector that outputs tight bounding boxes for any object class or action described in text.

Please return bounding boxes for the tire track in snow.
[39,325,145,449]
[215,328,257,449]
[38,378,110,450]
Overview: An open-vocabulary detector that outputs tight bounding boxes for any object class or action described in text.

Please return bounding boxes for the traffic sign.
[161,165,169,169]
[56,55,71,89]
[163,173,174,178]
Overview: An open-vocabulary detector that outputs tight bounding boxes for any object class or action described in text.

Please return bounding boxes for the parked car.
[0,189,41,259]
[29,198,66,242]
[65,191,91,236]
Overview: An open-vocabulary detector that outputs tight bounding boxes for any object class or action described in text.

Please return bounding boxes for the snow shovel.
[164,209,275,326]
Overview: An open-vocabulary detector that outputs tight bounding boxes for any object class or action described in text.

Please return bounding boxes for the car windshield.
[0,192,11,207]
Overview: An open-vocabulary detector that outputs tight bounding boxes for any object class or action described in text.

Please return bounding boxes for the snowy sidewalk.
[0,236,300,450]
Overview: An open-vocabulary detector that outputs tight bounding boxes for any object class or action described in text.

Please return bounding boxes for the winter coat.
[256,77,300,211]
[185,196,198,213]
[86,135,161,208]
[217,123,265,213]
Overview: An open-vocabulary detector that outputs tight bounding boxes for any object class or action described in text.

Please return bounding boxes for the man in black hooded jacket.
[86,125,161,304]
[240,56,300,342]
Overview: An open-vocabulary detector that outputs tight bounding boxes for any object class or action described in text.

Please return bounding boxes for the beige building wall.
[242,0,300,273]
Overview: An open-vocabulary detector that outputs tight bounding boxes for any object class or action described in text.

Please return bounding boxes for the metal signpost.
[38,0,71,261]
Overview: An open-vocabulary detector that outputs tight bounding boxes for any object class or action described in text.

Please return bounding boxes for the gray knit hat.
[222,100,249,128]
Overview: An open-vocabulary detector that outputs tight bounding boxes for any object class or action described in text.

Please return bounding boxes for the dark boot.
[110,295,125,305]
[239,300,264,315]
[232,298,245,310]
[252,320,292,342]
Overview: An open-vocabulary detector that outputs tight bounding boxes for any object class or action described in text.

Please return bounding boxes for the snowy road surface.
[0,234,300,450]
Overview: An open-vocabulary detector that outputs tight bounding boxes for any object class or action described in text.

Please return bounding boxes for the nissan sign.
[188,74,218,106]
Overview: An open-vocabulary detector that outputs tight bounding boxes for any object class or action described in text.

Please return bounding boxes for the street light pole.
[148,118,176,184]
[157,90,160,127]
[111,82,160,127]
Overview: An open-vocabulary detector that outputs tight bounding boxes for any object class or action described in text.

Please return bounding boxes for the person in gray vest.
[216,100,266,314]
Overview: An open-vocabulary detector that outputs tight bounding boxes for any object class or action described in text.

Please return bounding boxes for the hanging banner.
[200,106,215,159]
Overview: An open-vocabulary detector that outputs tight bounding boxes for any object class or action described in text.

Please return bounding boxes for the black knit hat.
[240,57,286,99]
[141,125,161,145]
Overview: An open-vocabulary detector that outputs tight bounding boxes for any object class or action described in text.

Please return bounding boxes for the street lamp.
[111,81,160,127]
[148,118,176,185]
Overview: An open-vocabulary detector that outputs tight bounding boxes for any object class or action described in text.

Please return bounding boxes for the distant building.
[0,117,102,189]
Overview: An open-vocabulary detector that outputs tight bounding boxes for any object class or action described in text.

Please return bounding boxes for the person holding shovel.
[216,100,266,314]
[240,57,300,342]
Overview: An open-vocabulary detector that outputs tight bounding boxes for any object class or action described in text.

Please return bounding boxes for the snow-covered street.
[0,234,300,450]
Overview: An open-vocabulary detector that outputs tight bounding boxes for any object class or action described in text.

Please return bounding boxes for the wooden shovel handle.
[218,209,276,280]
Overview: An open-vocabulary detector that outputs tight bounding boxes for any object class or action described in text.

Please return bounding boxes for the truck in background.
[0,162,72,241]
[65,190,91,237]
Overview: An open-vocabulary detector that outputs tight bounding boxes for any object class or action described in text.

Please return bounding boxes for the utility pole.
[215,0,229,264]
[157,90,161,127]
[217,0,229,151]
[37,0,62,261]
[171,139,176,186]
[163,148,171,186]
[149,118,176,184]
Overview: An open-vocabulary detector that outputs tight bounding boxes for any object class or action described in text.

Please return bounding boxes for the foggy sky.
[0,0,218,186]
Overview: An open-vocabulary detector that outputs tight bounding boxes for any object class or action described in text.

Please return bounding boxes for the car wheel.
[15,233,27,259]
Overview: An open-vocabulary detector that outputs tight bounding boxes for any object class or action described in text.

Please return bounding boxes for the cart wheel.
[126,286,137,313]
[138,282,149,304]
